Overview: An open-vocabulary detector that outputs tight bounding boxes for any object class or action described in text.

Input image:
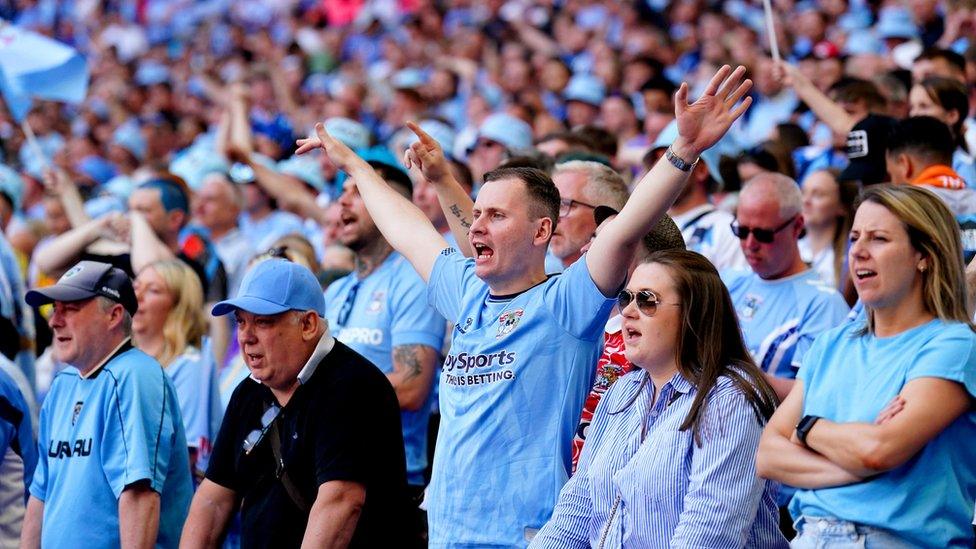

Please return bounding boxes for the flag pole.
[762,0,781,62]
[20,118,50,172]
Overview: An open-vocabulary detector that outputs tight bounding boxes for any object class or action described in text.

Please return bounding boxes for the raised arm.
[403,122,475,257]
[32,214,128,274]
[129,212,176,275]
[296,125,447,281]
[774,60,856,136]
[586,65,753,295]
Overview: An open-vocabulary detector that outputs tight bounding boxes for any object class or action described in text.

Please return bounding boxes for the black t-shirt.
[206,340,410,548]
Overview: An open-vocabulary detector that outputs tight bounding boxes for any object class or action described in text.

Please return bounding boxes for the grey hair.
[553,160,630,211]
[740,172,803,220]
[95,296,132,336]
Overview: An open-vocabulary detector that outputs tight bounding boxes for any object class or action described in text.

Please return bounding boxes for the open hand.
[673,65,753,158]
[403,121,450,184]
[295,123,367,174]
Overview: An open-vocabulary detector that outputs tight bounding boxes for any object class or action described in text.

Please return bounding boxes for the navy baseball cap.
[25,261,138,315]
[211,259,325,317]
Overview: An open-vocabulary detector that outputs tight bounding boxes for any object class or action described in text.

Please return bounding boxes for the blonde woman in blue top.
[757,185,976,547]
[532,250,786,548]
[133,259,223,482]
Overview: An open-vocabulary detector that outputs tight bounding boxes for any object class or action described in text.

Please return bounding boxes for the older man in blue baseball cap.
[183,258,411,548]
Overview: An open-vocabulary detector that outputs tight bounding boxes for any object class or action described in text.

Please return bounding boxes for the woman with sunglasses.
[532,249,785,548]
[133,259,223,483]
[757,185,976,547]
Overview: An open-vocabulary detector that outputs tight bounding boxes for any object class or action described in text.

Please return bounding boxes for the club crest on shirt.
[71,401,83,426]
[496,309,524,339]
[742,294,762,320]
[366,291,386,315]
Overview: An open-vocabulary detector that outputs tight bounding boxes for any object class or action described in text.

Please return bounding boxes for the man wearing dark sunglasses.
[722,172,850,401]
[182,259,410,548]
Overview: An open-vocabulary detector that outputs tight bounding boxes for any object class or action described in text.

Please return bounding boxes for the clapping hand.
[673,65,753,159]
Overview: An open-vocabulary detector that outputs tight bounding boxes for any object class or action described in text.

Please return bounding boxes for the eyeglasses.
[242,403,282,455]
[729,216,797,243]
[559,198,598,218]
[616,289,678,317]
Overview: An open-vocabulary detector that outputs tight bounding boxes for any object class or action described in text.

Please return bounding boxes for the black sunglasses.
[729,215,797,243]
[617,289,673,317]
[242,403,282,455]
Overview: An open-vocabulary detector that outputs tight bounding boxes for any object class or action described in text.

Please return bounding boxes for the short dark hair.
[369,161,413,197]
[829,77,887,112]
[887,116,955,166]
[640,75,677,97]
[916,76,970,150]
[484,167,560,233]
[572,126,617,159]
[915,47,966,75]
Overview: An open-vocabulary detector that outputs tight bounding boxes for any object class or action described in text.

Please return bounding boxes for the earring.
[918,263,927,272]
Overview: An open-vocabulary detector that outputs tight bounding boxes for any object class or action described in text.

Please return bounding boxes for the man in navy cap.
[21,260,192,548]
[182,258,409,548]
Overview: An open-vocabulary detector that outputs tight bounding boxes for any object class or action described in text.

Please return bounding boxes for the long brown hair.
[643,249,778,446]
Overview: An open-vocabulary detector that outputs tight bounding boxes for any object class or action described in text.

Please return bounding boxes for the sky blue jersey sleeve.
[542,257,616,340]
[792,291,850,369]
[101,362,180,497]
[390,262,446,350]
[427,247,482,323]
[906,324,976,397]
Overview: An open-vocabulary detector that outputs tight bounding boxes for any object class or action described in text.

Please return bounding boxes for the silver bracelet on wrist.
[665,146,698,172]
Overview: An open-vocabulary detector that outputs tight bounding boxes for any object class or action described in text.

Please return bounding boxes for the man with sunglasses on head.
[722,172,849,402]
[182,258,409,548]
[297,65,754,547]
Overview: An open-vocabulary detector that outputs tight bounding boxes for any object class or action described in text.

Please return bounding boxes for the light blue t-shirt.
[426,249,615,547]
[165,342,223,476]
[791,319,976,547]
[324,252,445,486]
[30,344,192,548]
[723,269,849,378]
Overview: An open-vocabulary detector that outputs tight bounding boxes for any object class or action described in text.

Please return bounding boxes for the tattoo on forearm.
[393,344,425,381]
[449,204,472,229]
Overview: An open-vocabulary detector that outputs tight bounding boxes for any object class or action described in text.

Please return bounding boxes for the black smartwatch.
[795,415,821,446]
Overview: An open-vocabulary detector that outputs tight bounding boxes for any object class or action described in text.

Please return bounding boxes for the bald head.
[195,172,243,236]
[739,172,803,221]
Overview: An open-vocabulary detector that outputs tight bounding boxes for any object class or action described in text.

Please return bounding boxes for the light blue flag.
[0,21,89,121]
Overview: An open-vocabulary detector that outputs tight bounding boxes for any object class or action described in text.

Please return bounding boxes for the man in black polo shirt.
[181,258,409,548]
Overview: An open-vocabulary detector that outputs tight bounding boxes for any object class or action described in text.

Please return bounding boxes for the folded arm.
[804,377,970,477]
[587,65,753,295]
[756,380,865,488]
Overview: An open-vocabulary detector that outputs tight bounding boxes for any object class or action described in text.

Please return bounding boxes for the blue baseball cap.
[211,259,325,317]
[278,155,326,192]
[564,73,606,106]
[475,113,533,152]
[324,117,371,150]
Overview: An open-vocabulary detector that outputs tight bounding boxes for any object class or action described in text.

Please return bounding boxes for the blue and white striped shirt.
[531,370,787,549]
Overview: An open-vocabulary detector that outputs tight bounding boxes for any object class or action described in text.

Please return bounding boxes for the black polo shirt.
[206,339,410,548]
